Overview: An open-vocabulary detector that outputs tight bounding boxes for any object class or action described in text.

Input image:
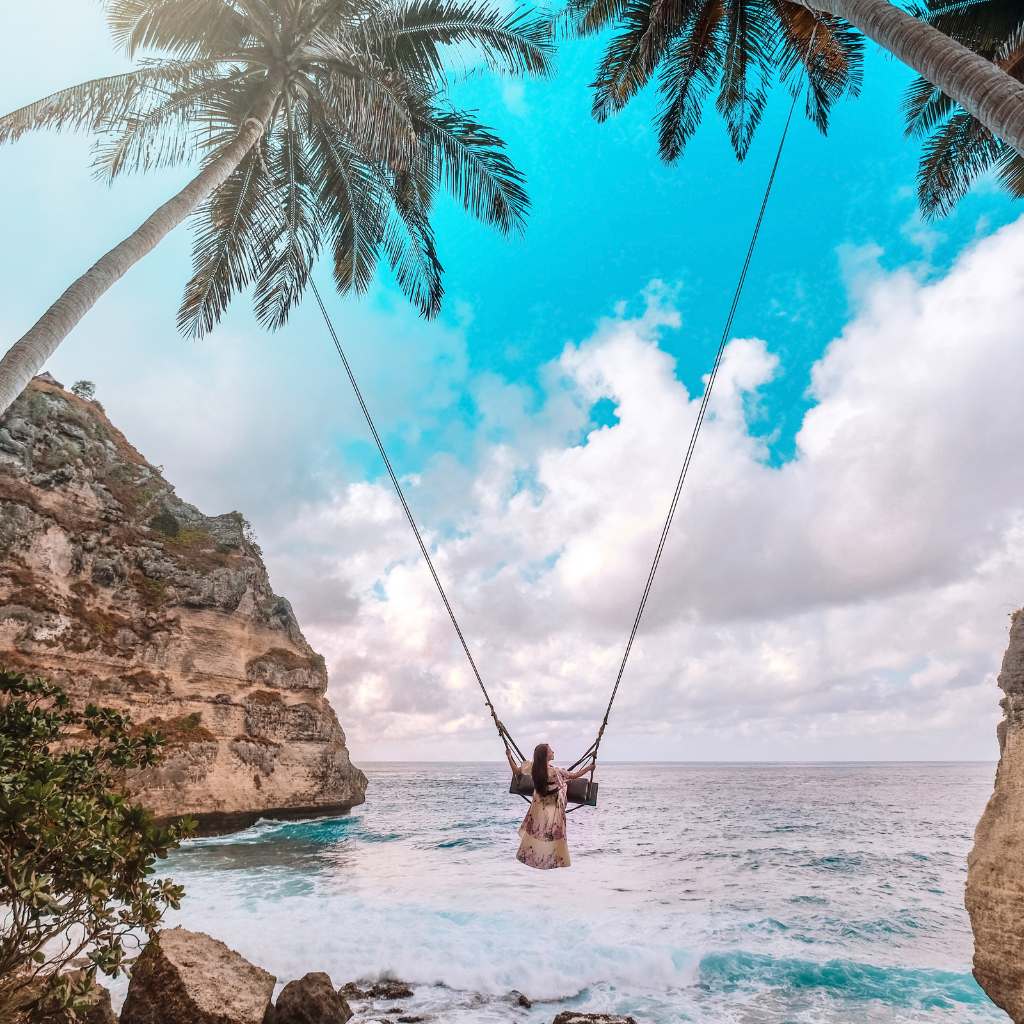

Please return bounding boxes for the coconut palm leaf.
[370,0,554,83]
[657,0,727,162]
[904,0,1024,216]
[589,0,673,121]
[577,0,862,159]
[414,108,530,233]
[907,0,1022,51]
[717,0,775,159]
[310,125,389,298]
[0,61,219,146]
[176,142,277,336]
[380,184,445,319]
[104,0,254,58]
[306,54,420,171]
[903,75,957,138]
[92,68,252,180]
[770,3,863,134]
[916,109,1005,216]
[253,98,323,328]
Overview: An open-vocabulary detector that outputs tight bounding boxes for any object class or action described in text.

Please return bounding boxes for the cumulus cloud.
[265,222,1024,762]
[39,217,1024,764]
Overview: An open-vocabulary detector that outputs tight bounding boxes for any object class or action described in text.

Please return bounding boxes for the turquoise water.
[147,763,1004,1023]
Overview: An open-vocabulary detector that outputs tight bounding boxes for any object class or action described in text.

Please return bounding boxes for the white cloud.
[32,215,1024,766]
[265,221,1024,763]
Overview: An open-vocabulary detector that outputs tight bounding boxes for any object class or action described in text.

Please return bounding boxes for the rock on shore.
[0,375,366,829]
[966,608,1024,1022]
[117,928,641,1024]
[121,928,275,1024]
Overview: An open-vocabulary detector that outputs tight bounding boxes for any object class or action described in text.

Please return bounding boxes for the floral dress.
[516,760,571,870]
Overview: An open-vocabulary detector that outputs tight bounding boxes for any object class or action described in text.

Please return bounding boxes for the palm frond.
[916,110,1004,218]
[253,97,323,329]
[299,0,375,42]
[187,73,280,166]
[903,75,956,138]
[380,180,444,318]
[104,0,254,58]
[656,0,726,162]
[772,2,862,134]
[306,54,420,171]
[415,108,529,234]
[366,0,554,82]
[716,0,774,159]
[0,61,217,146]
[916,0,1022,52]
[92,68,250,181]
[567,0,638,37]
[994,143,1024,197]
[176,141,277,337]
[996,19,1024,77]
[310,122,389,297]
[589,0,665,120]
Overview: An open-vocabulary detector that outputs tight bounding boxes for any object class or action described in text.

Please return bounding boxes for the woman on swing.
[510,743,594,870]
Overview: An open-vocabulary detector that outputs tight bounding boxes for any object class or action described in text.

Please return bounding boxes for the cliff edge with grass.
[0,374,366,831]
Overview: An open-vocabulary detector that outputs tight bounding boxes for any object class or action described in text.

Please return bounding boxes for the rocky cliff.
[0,375,366,831]
[966,609,1024,1022]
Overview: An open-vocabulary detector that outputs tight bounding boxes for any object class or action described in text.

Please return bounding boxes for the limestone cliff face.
[966,609,1024,1022]
[0,375,366,830]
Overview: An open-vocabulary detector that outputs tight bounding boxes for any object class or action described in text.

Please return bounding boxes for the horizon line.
[353,758,998,765]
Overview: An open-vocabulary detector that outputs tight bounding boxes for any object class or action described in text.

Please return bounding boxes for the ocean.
[136,762,1004,1023]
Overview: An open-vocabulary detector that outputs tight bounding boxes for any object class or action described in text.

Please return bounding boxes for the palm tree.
[570,0,1024,166]
[904,0,1023,217]
[0,0,552,416]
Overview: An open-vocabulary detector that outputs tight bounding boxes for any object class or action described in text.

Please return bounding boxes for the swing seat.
[509,772,599,807]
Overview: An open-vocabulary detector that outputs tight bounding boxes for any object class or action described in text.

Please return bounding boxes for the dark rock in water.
[271,972,352,1024]
[508,990,532,1008]
[120,928,275,1024]
[339,979,415,1001]
[551,1014,638,1024]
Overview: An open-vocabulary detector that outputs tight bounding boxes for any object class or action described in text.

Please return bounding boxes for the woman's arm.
[564,762,595,781]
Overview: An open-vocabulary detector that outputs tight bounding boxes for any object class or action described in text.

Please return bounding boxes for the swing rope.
[569,84,803,773]
[310,280,525,770]
[312,77,804,785]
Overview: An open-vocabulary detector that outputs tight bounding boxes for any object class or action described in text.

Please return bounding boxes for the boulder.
[271,972,352,1024]
[120,928,275,1024]
[551,1015,638,1024]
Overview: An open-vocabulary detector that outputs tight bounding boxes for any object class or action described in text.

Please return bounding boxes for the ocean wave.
[698,951,989,1009]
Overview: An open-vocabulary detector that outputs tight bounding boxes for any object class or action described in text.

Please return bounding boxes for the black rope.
[313,81,803,786]
[309,280,522,767]
[584,86,803,764]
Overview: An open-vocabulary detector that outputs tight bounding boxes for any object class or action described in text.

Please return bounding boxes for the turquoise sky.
[1,3,1022,761]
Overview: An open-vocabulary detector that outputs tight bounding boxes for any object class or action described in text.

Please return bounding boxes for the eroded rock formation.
[120,928,275,1024]
[966,609,1024,1022]
[0,376,365,829]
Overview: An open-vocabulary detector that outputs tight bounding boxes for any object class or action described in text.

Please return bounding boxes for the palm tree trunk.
[801,0,1024,154]
[0,84,281,418]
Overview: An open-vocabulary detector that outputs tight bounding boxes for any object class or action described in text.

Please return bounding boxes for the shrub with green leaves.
[0,668,194,1021]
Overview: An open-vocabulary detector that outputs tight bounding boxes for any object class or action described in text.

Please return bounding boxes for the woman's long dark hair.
[531,743,552,797]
